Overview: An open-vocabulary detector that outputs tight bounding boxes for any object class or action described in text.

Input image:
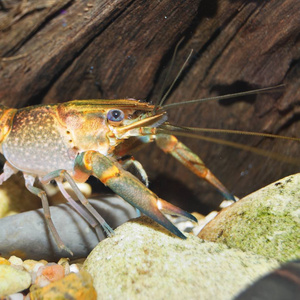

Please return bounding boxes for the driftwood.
[0,0,299,212]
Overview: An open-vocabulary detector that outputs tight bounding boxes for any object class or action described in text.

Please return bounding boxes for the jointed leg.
[55,179,104,240]
[23,174,73,255]
[41,170,114,237]
[156,134,235,201]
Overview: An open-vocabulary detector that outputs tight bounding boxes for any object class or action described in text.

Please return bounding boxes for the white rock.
[84,216,279,300]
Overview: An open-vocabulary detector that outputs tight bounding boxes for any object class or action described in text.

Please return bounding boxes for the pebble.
[36,264,65,287]
[0,255,85,298]
[23,259,47,274]
[4,293,24,300]
[0,264,31,296]
[0,257,10,265]
[8,256,23,267]
[28,270,97,299]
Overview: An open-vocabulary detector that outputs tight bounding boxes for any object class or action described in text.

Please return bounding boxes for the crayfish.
[0,87,297,254]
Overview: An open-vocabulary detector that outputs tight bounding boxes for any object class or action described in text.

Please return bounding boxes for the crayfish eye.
[107,109,125,125]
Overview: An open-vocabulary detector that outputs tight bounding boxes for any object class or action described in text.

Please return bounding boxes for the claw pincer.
[0,99,233,252]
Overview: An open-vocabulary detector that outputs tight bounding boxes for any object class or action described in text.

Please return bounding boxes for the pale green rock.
[0,265,31,296]
[199,173,300,262]
[84,217,279,300]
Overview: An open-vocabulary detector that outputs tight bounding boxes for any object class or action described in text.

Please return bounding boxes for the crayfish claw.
[76,151,194,240]
[223,191,236,202]
[157,198,198,223]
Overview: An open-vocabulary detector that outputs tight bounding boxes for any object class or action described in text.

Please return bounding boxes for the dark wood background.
[0,0,299,213]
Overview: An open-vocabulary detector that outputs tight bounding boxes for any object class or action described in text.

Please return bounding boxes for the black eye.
[107,109,124,123]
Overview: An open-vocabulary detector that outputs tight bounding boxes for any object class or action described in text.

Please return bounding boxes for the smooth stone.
[199,173,300,262]
[84,216,279,300]
[0,265,31,296]
[0,195,137,261]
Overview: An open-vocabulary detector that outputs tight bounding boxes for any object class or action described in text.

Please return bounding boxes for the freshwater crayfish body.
[0,99,234,254]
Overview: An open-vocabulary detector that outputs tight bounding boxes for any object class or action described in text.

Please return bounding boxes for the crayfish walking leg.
[54,178,107,240]
[41,170,115,238]
[23,174,73,255]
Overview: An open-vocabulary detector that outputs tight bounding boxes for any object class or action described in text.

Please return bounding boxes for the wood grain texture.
[0,0,299,212]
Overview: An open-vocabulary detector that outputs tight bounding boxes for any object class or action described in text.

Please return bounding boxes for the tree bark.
[0,0,299,212]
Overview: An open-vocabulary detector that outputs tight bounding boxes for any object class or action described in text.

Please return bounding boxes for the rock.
[23,259,47,274]
[0,174,41,218]
[6,293,24,300]
[0,195,137,261]
[57,258,71,276]
[28,270,97,300]
[198,174,300,262]
[84,216,279,300]
[35,264,65,287]
[0,255,89,298]
[0,265,31,296]
[234,260,300,300]
[40,264,65,282]
[8,255,23,267]
[0,257,10,265]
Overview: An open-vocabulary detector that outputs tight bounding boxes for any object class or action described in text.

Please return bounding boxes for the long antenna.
[157,49,193,110]
[154,37,185,112]
[159,85,285,111]
[160,124,300,142]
